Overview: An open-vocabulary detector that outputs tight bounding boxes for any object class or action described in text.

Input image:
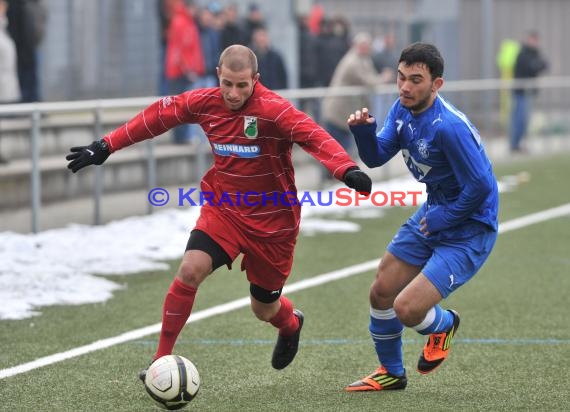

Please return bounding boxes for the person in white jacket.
[0,0,20,103]
[321,32,392,157]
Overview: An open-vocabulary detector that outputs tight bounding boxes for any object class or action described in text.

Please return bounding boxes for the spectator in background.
[165,0,204,143]
[242,3,265,46]
[297,14,320,121]
[0,0,19,104]
[219,3,245,49]
[7,0,46,102]
[372,31,398,119]
[0,0,19,164]
[197,3,222,88]
[496,39,520,131]
[372,32,398,75]
[306,1,324,35]
[315,16,350,87]
[298,14,319,90]
[249,26,287,90]
[192,2,223,143]
[510,30,548,153]
[321,32,391,157]
[157,0,178,96]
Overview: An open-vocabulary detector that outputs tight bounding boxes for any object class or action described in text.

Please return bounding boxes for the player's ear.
[433,77,444,92]
[216,67,221,78]
[253,73,260,84]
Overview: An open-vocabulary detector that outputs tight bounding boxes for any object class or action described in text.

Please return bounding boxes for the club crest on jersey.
[417,139,429,159]
[160,96,173,108]
[244,116,258,139]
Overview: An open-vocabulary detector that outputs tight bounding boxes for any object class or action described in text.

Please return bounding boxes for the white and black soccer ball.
[144,355,200,410]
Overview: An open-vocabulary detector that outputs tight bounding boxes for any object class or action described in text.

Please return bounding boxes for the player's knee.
[176,259,209,288]
[250,283,281,303]
[393,295,420,326]
[250,283,281,321]
[370,274,393,301]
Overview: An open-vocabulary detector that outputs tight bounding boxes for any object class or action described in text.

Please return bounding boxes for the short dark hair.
[219,45,258,76]
[399,42,444,80]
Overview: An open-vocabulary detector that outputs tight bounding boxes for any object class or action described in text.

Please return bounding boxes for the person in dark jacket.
[242,2,265,46]
[219,3,245,49]
[249,26,287,90]
[315,16,350,87]
[297,14,320,121]
[510,31,548,153]
[6,0,45,102]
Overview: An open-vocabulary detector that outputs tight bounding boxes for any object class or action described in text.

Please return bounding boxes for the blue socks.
[411,305,454,335]
[369,307,405,376]
[369,305,453,376]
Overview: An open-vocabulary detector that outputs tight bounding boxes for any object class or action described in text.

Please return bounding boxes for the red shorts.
[194,206,297,291]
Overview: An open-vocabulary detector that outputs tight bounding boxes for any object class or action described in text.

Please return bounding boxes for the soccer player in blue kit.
[345,42,499,391]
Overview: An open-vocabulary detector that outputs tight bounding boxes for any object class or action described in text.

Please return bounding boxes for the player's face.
[217,66,259,111]
[397,62,443,114]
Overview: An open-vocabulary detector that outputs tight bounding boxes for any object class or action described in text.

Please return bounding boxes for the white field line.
[498,203,570,233]
[1,203,569,380]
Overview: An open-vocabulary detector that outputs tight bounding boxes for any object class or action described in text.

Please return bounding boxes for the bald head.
[352,32,372,56]
[218,45,258,77]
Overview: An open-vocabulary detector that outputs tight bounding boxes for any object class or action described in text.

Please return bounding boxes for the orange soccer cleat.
[417,310,461,374]
[345,366,407,392]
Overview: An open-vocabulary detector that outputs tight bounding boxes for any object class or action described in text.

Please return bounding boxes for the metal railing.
[1,76,569,233]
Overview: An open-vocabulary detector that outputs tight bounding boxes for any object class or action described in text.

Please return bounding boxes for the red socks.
[269,296,299,337]
[153,282,297,359]
[154,278,197,360]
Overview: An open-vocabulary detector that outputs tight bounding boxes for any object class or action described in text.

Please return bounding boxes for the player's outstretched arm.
[343,167,372,195]
[66,139,111,173]
[349,106,400,169]
[347,107,376,126]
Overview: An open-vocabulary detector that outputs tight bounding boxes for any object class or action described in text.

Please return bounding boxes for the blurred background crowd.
[1,1,567,138]
[1,0,565,100]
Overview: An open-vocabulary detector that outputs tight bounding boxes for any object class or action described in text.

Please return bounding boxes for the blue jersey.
[351,95,498,234]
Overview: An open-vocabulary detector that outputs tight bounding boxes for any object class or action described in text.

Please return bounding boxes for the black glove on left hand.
[343,168,372,194]
[66,139,111,173]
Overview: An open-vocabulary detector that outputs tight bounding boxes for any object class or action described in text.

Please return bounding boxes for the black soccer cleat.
[271,309,304,370]
[138,368,147,383]
[417,310,461,374]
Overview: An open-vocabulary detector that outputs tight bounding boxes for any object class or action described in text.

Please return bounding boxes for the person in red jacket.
[66,44,372,378]
[164,0,204,143]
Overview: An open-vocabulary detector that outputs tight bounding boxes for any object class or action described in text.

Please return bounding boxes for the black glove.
[343,168,372,194]
[66,139,111,173]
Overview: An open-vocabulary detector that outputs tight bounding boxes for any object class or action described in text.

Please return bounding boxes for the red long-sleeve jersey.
[104,82,358,239]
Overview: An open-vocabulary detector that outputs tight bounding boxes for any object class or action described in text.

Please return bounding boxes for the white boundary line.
[1,203,569,380]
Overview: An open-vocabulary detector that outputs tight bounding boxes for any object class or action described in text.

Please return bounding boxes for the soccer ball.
[144,355,200,410]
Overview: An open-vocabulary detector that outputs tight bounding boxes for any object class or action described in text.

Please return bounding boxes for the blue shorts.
[387,206,497,298]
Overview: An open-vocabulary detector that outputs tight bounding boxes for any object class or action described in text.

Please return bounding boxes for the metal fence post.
[93,107,103,225]
[146,139,156,215]
[30,110,41,233]
[481,0,495,132]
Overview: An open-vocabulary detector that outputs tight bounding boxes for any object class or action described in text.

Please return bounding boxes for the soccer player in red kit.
[66,45,372,376]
